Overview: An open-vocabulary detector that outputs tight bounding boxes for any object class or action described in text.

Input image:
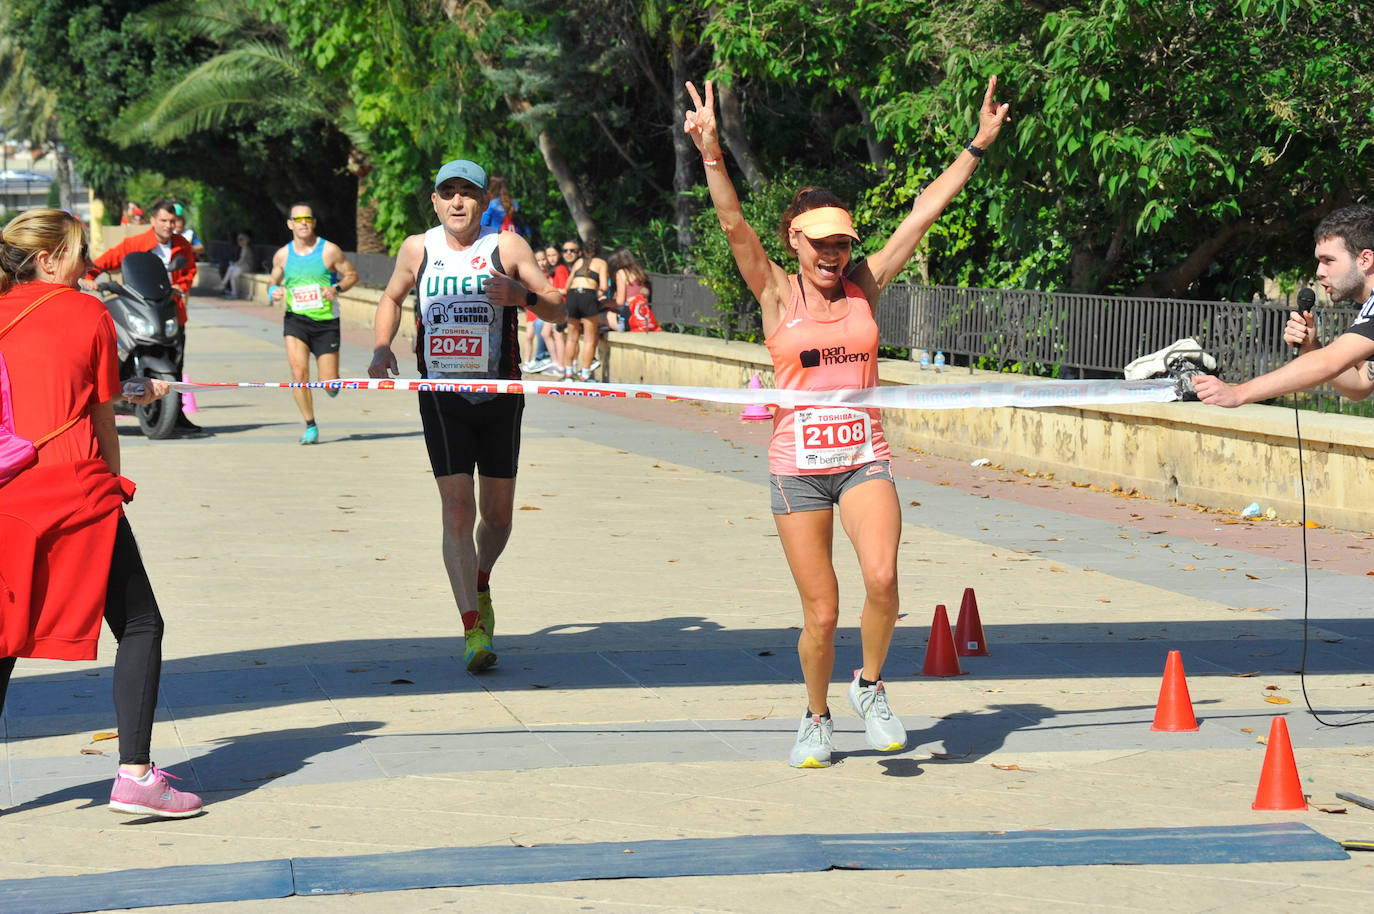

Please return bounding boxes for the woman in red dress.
[0,209,203,817]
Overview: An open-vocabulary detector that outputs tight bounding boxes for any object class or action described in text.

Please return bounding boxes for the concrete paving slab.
[4,295,1374,912]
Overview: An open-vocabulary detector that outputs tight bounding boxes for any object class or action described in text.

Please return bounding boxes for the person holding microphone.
[1195,205,1374,406]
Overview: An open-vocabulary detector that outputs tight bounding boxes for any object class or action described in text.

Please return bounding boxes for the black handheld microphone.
[1294,287,1317,357]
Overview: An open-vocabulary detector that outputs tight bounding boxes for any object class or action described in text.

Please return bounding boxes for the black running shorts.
[565,288,601,320]
[283,312,341,357]
[418,391,524,478]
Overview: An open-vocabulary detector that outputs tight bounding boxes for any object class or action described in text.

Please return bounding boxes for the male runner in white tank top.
[369,159,565,671]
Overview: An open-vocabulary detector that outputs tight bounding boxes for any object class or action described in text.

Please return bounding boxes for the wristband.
[268,284,281,300]
[965,141,986,159]
[526,290,537,308]
[702,155,720,166]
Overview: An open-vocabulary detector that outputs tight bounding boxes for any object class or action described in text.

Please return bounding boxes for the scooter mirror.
[169,255,188,271]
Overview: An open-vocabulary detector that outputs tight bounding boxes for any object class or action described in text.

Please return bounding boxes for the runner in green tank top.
[267,203,358,444]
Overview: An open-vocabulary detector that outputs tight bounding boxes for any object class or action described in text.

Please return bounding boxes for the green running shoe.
[464,626,497,672]
[477,588,495,638]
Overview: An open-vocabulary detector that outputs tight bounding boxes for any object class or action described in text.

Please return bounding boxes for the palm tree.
[0,2,75,211]
[110,0,386,252]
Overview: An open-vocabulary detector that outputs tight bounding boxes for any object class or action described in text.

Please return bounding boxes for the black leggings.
[0,516,165,765]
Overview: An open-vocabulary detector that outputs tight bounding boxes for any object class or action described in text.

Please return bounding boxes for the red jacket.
[88,229,197,323]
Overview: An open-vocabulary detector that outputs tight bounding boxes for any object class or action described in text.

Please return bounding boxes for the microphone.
[1294,287,1316,358]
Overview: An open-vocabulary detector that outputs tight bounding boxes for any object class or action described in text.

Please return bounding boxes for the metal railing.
[649,274,1367,414]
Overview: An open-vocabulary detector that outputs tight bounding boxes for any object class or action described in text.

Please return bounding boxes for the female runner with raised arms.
[683,76,1010,767]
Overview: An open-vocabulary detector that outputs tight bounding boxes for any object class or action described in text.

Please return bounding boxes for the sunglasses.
[289,216,316,224]
[562,247,580,254]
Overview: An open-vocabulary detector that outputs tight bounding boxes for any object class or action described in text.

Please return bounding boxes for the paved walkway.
[2,294,1373,912]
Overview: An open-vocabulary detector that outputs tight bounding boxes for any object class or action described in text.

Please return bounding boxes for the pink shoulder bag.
[0,288,80,486]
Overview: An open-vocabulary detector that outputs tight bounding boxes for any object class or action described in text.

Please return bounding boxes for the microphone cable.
[1292,383,1374,728]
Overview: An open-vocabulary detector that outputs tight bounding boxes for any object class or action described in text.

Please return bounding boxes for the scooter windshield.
[121,251,172,301]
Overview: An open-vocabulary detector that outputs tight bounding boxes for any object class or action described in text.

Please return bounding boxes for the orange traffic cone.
[180,373,199,414]
[1150,649,1199,731]
[953,587,989,657]
[1252,717,1307,810]
[740,374,772,421]
[921,604,963,677]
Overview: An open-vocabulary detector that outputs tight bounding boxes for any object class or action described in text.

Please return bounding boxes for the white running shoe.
[788,713,834,768]
[848,670,907,751]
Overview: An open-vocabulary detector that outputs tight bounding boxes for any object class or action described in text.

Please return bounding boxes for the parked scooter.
[100,251,186,439]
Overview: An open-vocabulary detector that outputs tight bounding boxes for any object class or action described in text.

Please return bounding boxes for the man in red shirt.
[85,199,197,322]
[83,198,201,432]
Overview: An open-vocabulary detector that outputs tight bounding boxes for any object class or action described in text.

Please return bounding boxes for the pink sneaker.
[108,765,204,818]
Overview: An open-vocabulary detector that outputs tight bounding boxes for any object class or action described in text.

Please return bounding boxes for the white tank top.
[415,226,512,381]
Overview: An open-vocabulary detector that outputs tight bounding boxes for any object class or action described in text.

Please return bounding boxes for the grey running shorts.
[770,460,895,514]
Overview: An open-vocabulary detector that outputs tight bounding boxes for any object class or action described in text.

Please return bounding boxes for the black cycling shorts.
[418,391,524,478]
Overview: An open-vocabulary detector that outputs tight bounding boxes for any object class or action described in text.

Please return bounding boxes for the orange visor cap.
[790,206,859,241]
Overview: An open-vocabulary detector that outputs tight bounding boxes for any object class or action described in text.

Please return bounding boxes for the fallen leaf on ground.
[1264,684,1281,690]
[1315,805,1348,814]
[1182,565,1196,571]
[1245,573,1261,580]
[519,505,541,511]
[80,748,104,755]
[930,750,971,760]
[991,763,1033,772]
[1241,727,1254,733]
[1264,696,1292,704]
[241,771,286,783]
[1230,672,1259,678]
[91,732,117,742]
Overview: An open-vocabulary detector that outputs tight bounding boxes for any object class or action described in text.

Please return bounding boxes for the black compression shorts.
[418,391,524,478]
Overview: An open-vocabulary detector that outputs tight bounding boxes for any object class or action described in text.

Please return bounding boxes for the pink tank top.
[764,275,889,476]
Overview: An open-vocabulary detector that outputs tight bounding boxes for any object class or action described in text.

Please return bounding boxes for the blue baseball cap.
[434,159,487,192]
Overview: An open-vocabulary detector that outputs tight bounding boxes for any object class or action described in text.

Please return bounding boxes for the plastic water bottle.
[918,349,931,370]
[933,350,946,372]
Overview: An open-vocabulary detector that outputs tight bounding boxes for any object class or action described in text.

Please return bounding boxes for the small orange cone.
[1150,650,1199,731]
[740,374,772,421]
[1252,717,1307,810]
[180,373,199,414]
[921,604,963,677]
[953,587,989,656]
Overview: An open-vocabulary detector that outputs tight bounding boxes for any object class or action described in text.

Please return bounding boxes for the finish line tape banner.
[167,377,1179,410]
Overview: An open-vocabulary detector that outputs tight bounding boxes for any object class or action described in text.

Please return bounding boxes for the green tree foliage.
[6,0,1366,301]
[6,0,355,249]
